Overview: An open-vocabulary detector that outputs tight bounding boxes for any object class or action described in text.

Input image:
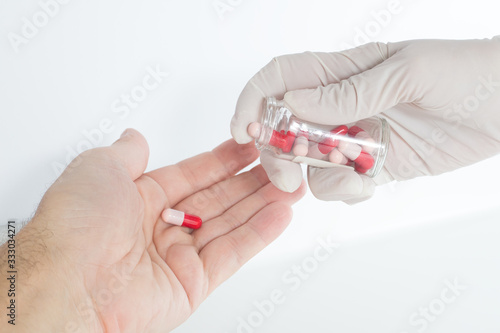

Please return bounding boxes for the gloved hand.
[231,38,500,203]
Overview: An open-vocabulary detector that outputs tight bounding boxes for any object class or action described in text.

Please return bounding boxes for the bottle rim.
[368,117,390,178]
[256,97,280,150]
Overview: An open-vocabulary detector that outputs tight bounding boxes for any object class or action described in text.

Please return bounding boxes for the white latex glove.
[231,38,500,203]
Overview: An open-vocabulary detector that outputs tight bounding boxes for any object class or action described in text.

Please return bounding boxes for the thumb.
[109,128,150,180]
[307,166,375,203]
[260,150,303,193]
[283,42,415,125]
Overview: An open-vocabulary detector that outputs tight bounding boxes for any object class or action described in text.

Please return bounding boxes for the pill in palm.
[161,208,202,229]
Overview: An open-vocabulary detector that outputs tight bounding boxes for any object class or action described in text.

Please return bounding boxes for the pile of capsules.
[248,122,377,174]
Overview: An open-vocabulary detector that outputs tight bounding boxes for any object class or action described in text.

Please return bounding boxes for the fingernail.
[120,129,131,139]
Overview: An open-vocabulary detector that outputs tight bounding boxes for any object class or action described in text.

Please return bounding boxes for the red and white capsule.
[248,122,294,152]
[268,130,287,149]
[348,126,376,154]
[307,143,328,160]
[318,125,349,154]
[161,208,202,229]
[292,131,309,156]
[281,130,296,153]
[328,148,349,165]
[354,163,370,174]
[338,141,375,171]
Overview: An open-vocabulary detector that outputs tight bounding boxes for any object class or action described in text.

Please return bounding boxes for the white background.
[1,0,500,332]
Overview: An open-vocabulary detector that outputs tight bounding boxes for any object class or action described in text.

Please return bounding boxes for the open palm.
[36,129,305,332]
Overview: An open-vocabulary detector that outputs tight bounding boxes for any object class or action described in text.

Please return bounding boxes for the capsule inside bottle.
[248,97,390,178]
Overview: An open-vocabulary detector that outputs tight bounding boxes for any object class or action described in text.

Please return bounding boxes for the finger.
[201,201,295,294]
[151,143,261,245]
[261,150,303,193]
[343,193,375,205]
[307,166,375,202]
[108,128,150,180]
[175,165,269,221]
[135,174,168,243]
[146,140,259,206]
[231,42,398,143]
[283,42,419,125]
[193,180,306,250]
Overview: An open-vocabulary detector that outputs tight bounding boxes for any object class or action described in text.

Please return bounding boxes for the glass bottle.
[251,97,390,177]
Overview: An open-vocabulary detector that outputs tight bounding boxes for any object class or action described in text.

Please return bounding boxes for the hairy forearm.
[0,220,100,332]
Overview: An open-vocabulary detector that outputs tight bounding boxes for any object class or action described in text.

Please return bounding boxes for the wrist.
[0,219,103,332]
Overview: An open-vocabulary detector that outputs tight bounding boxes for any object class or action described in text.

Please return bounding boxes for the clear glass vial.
[251,97,390,177]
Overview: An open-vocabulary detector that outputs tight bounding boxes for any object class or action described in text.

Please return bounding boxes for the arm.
[0,130,305,332]
[0,220,100,332]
